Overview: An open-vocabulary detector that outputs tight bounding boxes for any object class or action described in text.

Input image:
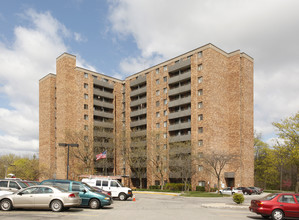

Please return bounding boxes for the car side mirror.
[82,189,87,193]
[18,192,23,196]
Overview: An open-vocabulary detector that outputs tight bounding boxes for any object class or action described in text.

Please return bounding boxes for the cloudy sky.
[1,0,299,156]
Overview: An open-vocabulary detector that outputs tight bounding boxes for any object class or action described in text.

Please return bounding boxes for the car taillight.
[68,193,76,198]
[108,192,111,196]
[257,202,263,207]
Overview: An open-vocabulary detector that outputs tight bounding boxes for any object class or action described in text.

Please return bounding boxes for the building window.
[156,134,160,140]
[156,123,160,128]
[187,55,192,59]
[84,94,88,99]
[198,76,203,83]
[156,68,159,74]
[84,115,88,120]
[198,102,203,109]
[163,88,167,93]
[84,83,88,89]
[84,104,88,109]
[164,99,167,105]
[198,140,203,146]
[156,101,160,107]
[198,51,202,58]
[163,110,167,116]
[175,60,179,63]
[198,181,205,187]
[84,73,88,78]
[164,144,167,149]
[163,76,167,82]
[163,133,167,138]
[198,64,203,71]
[84,136,88,141]
[198,127,203,133]
[198,89,203,96]
[84,125,88,131]
[198,114,203,121]
[198,166,203,171]
[156,90,160,96]
[93,75,97,79]
[156,112,160,118]
[156,79,160,85]
[102,78,108,82]
[164,121,167,127]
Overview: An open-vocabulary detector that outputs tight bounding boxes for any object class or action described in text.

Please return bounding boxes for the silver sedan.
[0,185,81,212]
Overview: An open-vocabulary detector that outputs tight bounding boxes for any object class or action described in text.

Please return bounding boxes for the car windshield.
[17,181,28,188]
[117,180,124,187]
[261,193,278,201]
[82,182,97,192]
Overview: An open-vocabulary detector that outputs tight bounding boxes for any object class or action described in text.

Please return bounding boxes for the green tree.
[273,112,299,192]
[0,154,20,178]
[7,155,39,180]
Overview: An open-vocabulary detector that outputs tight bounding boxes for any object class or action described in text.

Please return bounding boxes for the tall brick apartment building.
[39,43,254,189]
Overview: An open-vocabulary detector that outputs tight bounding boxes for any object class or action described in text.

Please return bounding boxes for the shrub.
[149,185,160,190]
[196,186,205,192]
[233,193,244,204]
[165,183,190,191]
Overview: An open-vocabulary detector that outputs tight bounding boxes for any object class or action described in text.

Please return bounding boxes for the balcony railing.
[168,83,191,96]
[93,110,114,119]
[169,134,191,143]
[168,70,191,84]
[168,96,191,108]
[130,108,147,117]
[130,119,147,127]
[168,121,191,132]
[131,130,147,138]
[130,96,147,107]
[93,89,114,99]
[93,99,114,109]
[168,59,191,73]
[168,109,191,120]
[130,86,147,97]
[94,120,114,129]
[130,75,146,87]
[93,78,114,89]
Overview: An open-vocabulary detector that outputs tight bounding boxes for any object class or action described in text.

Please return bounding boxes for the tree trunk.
[139,177,143,189]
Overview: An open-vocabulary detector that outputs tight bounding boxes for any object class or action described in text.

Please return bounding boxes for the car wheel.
[232,192,235,195]
[119,193,127,201]
[244,192,248,195]
[89,199,100,209]
[51,200,63,212]
[0,199,12,211]
[272,209,284,220]
[261,215,270,219]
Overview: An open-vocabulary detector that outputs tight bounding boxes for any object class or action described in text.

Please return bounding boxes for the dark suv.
[0,179,28,193]
[236,187,253,195]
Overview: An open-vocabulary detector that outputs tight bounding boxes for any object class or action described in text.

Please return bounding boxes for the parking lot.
[0,192,265,220]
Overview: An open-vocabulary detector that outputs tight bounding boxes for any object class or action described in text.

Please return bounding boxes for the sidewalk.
[201,202,250,209]
[133,191,180,196]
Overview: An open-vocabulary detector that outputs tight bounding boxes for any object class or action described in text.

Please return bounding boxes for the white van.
[82,178,133,201]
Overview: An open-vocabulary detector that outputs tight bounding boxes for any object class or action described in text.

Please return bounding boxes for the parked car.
[0,190,13,196]
[40,179,112,209]
[0,185,81,212]
[92,186,111,196]
[236,187,253,195]
[219,187,243,195]
[82,178,132,201]
[248,186,263,194]
[249,193,299,220]
[0,179,28,193]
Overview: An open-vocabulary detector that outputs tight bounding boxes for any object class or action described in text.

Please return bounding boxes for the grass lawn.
[181,191,230,197]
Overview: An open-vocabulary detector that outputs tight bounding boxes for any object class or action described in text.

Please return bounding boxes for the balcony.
[130,140,147,147]
[130,108,147,117]
[168,83,191,96]
[130,96,147,107]
[168,109,191,120]
[94,120,114,129]
[93,89,114,99]
[93,78,114,89]
[94,110,114,119]
[168,96,191,108]
[130,86,147,97]
[168,59,191,73]
[168,121,191,132]
[93,99,114,109]
[130,75,146,87]
[131,130,147,138]
[168,70,191,84]
[130,119,147,127]
[169,134,191,143]
[93,131,114,138]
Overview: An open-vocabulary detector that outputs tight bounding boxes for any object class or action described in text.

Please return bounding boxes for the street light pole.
[59,143,79,179]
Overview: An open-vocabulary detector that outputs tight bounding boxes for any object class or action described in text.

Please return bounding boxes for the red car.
[249,193,299,220]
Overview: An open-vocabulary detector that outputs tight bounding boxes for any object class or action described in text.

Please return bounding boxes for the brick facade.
[39,43,254,189]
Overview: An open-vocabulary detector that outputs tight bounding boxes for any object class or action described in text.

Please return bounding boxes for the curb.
[133,191,180,196]
[202,203,250,209]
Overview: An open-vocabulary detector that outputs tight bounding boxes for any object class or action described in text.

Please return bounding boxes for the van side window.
[110,181,118,187]
[96,180,101,186]
[72,182,83,192]
[102,181,108,187]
